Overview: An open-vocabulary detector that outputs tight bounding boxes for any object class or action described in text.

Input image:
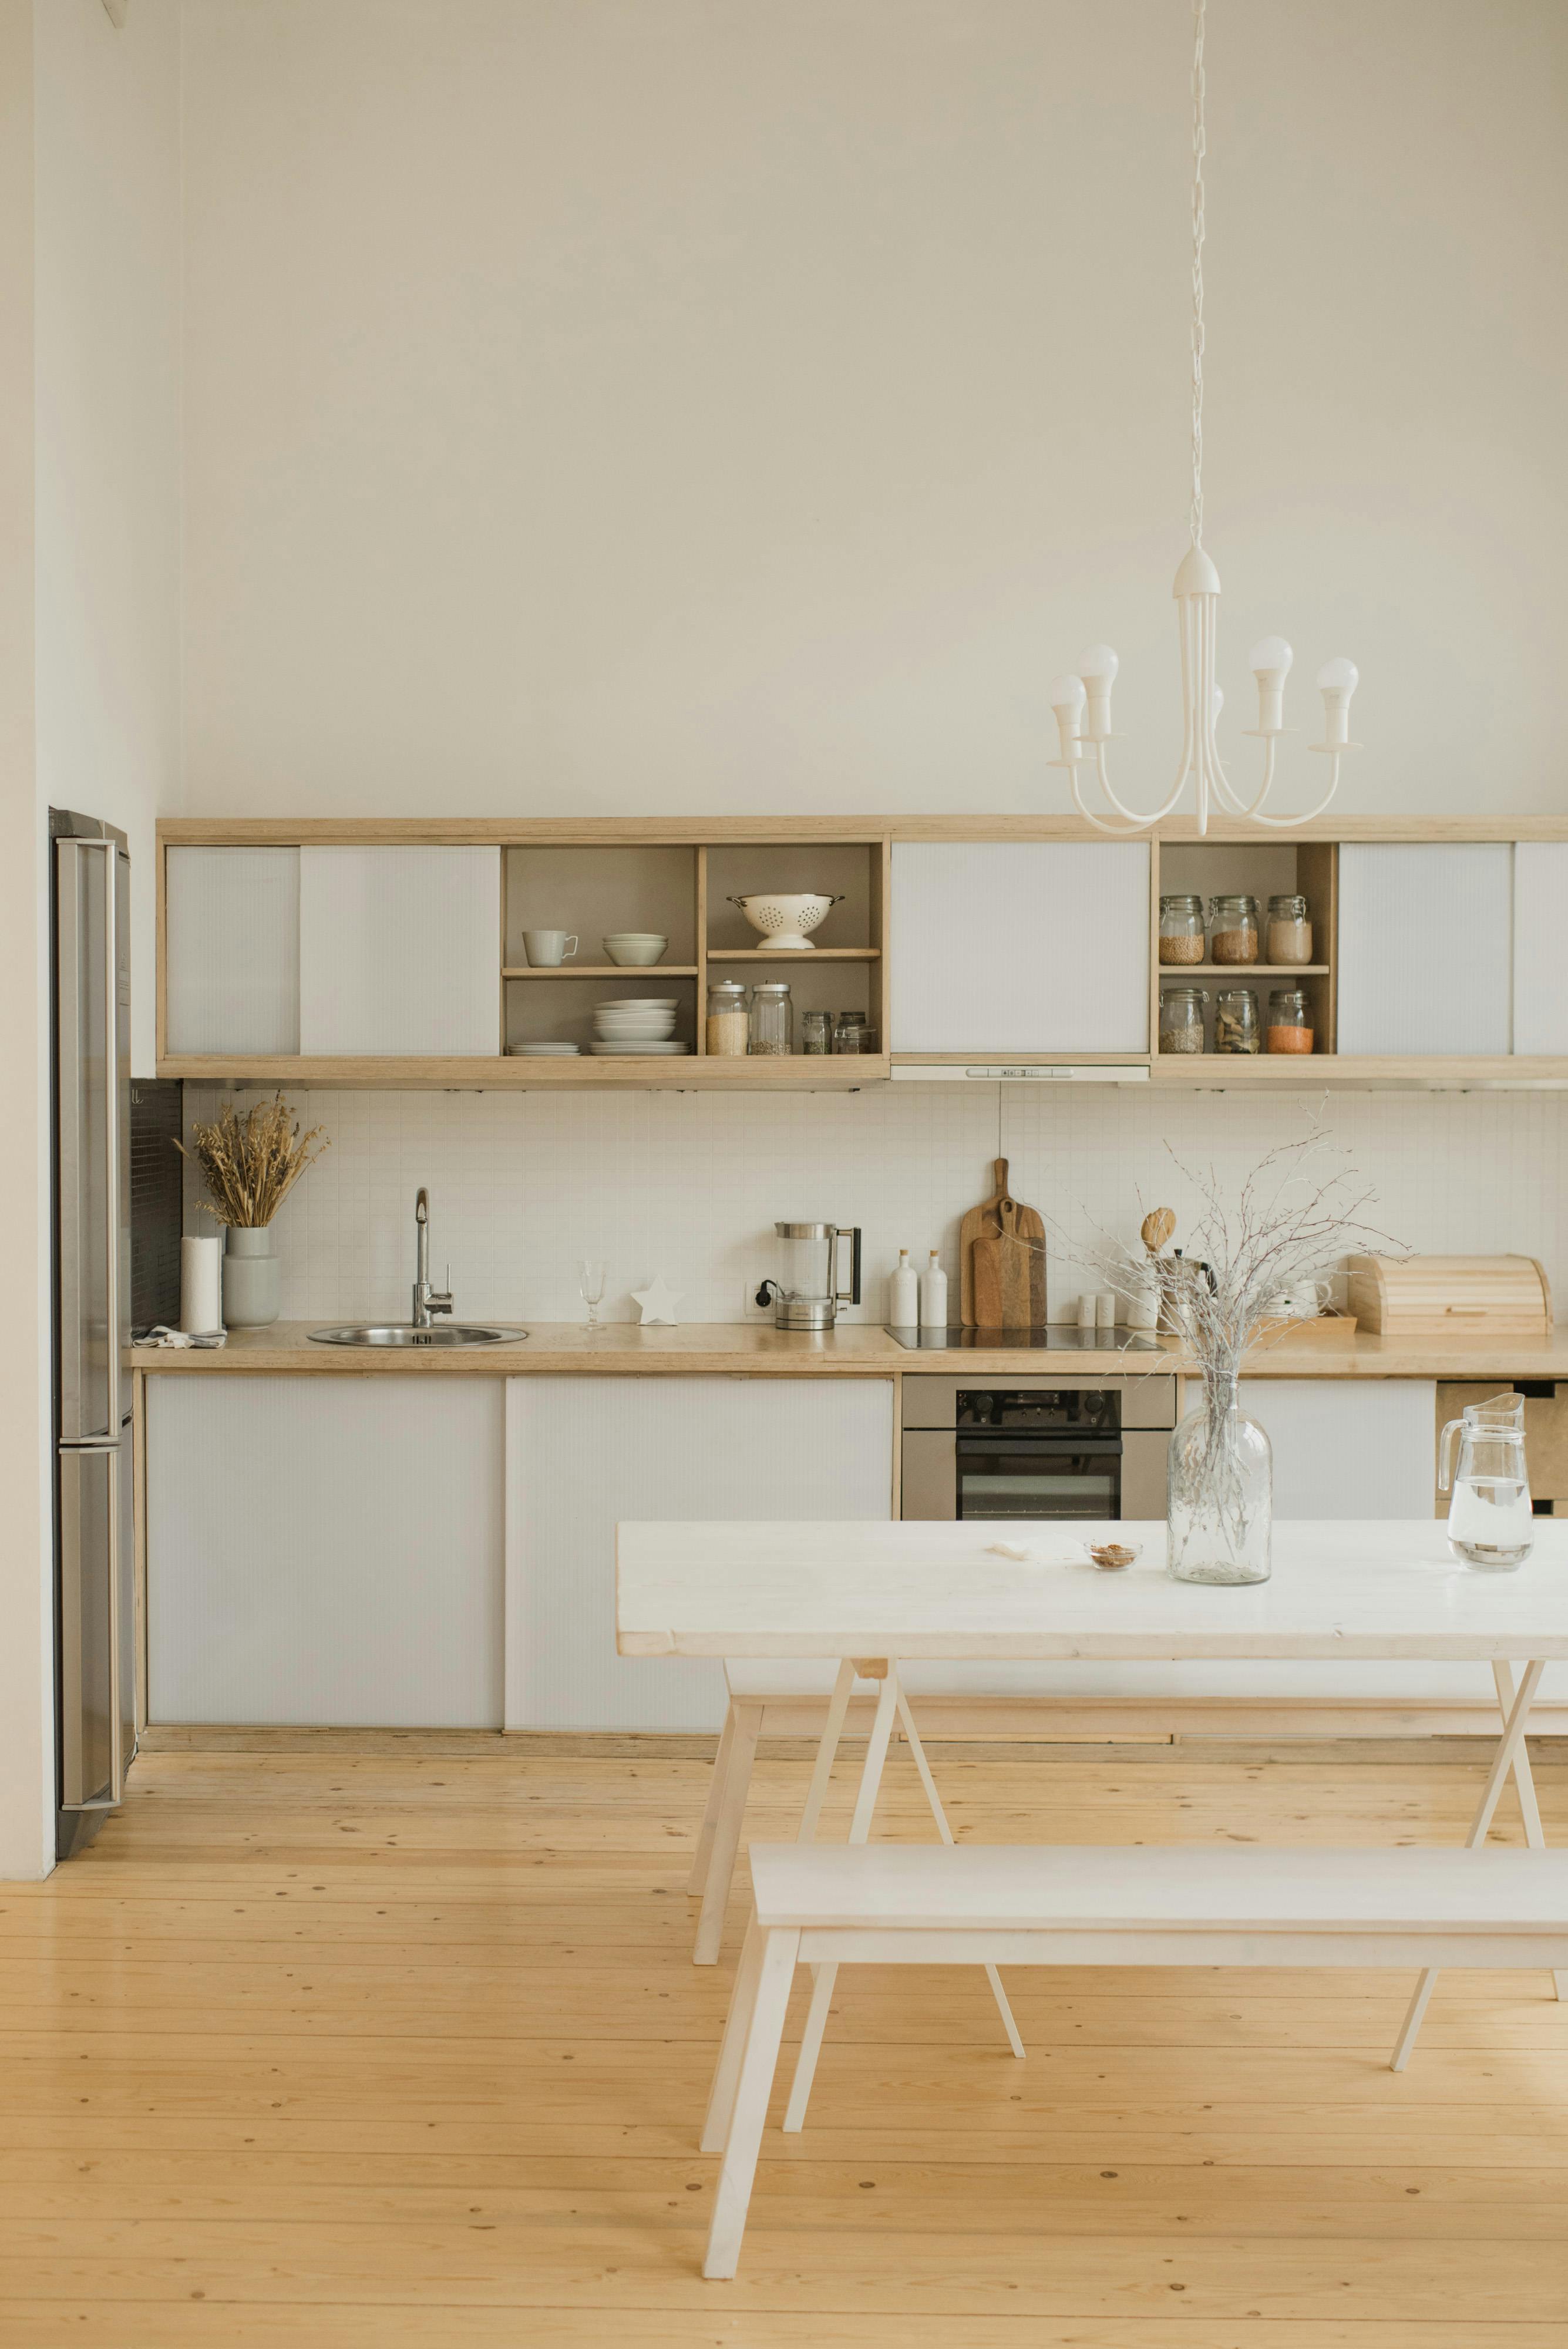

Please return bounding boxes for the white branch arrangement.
[1057,1123,1405,1379]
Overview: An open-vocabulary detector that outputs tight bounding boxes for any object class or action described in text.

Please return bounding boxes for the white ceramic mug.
[523,930,577,967]
[1265,1277,1333,1319]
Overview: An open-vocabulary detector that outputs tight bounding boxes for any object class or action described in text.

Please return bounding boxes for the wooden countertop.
[128,1321,1568,1380]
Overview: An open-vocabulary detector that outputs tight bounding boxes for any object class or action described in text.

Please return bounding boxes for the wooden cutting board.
[958,1158,1010,1325]
[960,1160,1047,1327]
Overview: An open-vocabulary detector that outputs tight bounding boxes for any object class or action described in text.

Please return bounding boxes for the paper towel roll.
[180,1235,225,1335]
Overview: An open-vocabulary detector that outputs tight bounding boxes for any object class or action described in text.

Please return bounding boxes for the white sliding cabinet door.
[890,842,1149,1054]
[506,1377,894,1730]
[1337,844,1512,1055]
[1513,842,1568,1055]
[164,846,300,1055]
[147,1376,505,1726]
[299,846,500,1055]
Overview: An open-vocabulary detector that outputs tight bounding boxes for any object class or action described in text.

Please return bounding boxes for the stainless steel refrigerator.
[52,812,134,1860]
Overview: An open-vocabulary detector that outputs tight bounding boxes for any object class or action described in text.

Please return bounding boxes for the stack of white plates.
[593,998,688,1056]
[508,1041,580,1056]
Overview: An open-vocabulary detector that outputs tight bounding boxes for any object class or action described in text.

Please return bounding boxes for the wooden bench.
[699,1840,1568,2279]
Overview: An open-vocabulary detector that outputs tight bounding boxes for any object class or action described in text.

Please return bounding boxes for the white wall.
[36,0,182,1076]
[0,0,180,1883]
[183,1082,1568,1335]
[180,0,1568,820]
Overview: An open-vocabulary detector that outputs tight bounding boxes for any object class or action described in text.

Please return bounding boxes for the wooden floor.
[2,1729,1567,2345]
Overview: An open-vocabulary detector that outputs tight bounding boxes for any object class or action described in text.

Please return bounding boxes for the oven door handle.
[954,1434,1123,1455]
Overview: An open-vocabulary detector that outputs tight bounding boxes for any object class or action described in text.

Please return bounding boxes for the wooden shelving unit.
[154,815,1568,1089]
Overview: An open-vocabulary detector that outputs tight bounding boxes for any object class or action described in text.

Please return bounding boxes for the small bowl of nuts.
[1088,1540,1142,1571]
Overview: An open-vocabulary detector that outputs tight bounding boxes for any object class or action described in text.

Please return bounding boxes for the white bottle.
[918,1248,948,1329]
[888,1249,918,1327]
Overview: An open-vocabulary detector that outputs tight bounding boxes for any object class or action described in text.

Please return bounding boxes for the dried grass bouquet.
[176,1095,329,1229]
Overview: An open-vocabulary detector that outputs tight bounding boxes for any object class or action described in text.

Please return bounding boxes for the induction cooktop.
[884,1325,1165,1353]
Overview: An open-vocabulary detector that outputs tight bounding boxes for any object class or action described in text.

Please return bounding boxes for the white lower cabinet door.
[506,1377,894,1731]
[1237,1378,1435,1517]
[147,1376,505,1727]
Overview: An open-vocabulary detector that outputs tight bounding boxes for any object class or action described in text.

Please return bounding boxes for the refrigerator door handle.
[73,839,122,1437]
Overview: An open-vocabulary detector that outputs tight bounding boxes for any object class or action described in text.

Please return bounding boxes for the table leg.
[796,1659,856,1844]
[895,1684,1025,2061]
[1389,1655,1547,2071]
[693,1701,762,1967]
[782,1670,899,2132]
[1492,1661,1564,2003]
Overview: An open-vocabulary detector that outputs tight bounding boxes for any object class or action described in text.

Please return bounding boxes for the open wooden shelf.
[706,946,881,961]
[501,964,698,978]
[1157,963,1330,978]
[159,1053,890,1091]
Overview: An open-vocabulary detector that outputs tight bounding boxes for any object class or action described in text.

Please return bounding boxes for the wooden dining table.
[617,1517,1568,2093]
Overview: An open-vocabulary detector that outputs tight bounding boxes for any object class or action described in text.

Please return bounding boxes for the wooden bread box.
[1346,1254,1553,1335]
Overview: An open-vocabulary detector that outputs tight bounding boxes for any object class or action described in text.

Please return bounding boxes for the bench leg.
[703,1926,800,2281]
[782,1670,900,2133]
[1390,1655,1546,2070]
[688,1702,738,1896]
[701,1911,765,2153]
[694,1702,762,1967]
[895,1684,1025,2062]
[1492,1661,1566,2003]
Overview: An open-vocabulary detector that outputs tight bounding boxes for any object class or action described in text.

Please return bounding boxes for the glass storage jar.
[1266,986,1315,1055]
[1208,894,1260,964]
[1159,985,1209,1054]
[800,1009,832,1055]
[749,980,793,1057]
[1213,988,1260,1054]
[1266,892,1313,964]
[705,980,750,1057]
[832,1012,864,1054]
[1158,893,1207,965]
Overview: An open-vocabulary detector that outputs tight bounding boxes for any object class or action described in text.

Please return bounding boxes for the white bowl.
[595,1014,677,1034]
[598,997,678,1009]
[728,891,842,950]
[603,934,668,967]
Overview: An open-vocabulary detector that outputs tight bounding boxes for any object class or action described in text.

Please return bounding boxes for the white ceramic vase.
[223,1225,281,1327]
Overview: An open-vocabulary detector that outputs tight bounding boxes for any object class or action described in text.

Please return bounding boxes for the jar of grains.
[706,980,750,1057]
[1266,987,1315,1055]
[1208,894,1260,964]
[1266,893,1313,964]
[1159,986,1209,1054]
[800,1009,832,1055]
[748,980,793,1056]
[1214,988,1261,1054]
[1158,894,1207,964]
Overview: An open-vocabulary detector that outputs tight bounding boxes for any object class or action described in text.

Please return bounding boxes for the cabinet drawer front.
[890,842,1149,1054]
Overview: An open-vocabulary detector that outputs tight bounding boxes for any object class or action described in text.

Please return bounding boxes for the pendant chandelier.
[1048,0,1360,833]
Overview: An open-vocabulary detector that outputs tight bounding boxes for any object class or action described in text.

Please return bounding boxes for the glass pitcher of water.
[1438,1394,1534,1571]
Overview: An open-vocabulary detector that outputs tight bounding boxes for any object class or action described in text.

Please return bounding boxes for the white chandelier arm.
[1230,751,1345,828]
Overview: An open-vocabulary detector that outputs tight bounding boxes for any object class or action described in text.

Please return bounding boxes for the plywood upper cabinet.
[889,842,1149,1054]
[298,847,501,1056]
[164,846,301,1055]
[1337,844,1512,1056]
[1513,842,1568,1056]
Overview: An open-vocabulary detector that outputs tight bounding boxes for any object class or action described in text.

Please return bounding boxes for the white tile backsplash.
[181,1081,1568,1329]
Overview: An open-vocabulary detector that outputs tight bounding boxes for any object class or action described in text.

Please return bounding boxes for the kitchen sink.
[308,1323,526,1348]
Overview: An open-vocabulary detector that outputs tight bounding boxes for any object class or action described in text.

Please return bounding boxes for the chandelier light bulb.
[1076,643,1118,742]
[1048,673,1087,761]
[1317,657,1360,748]
[1250,636,1293,734]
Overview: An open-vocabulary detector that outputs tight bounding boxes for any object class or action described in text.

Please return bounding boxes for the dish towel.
[139,1326,228,1350]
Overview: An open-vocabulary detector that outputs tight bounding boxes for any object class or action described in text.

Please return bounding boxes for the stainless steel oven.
[900,1375,1176,1522]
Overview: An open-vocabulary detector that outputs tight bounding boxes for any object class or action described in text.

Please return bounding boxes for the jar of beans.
[1214,988,1261,1054]
[1158,893,1207,964]
[1266,893,1313,964]
[1159,985,1209,1054]
[1266,987,1315,1055]
[1209,895,1259,964]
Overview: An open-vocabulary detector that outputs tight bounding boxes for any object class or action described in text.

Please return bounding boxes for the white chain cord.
[1189,0,1207,549]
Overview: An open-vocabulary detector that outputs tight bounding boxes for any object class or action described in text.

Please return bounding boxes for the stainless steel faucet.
[412,1188,454,1328]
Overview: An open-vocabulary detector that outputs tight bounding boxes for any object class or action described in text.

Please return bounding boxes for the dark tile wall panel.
[130,1079,182,1336]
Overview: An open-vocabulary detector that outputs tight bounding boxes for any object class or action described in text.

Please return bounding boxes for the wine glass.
[578,1259,607,1330]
